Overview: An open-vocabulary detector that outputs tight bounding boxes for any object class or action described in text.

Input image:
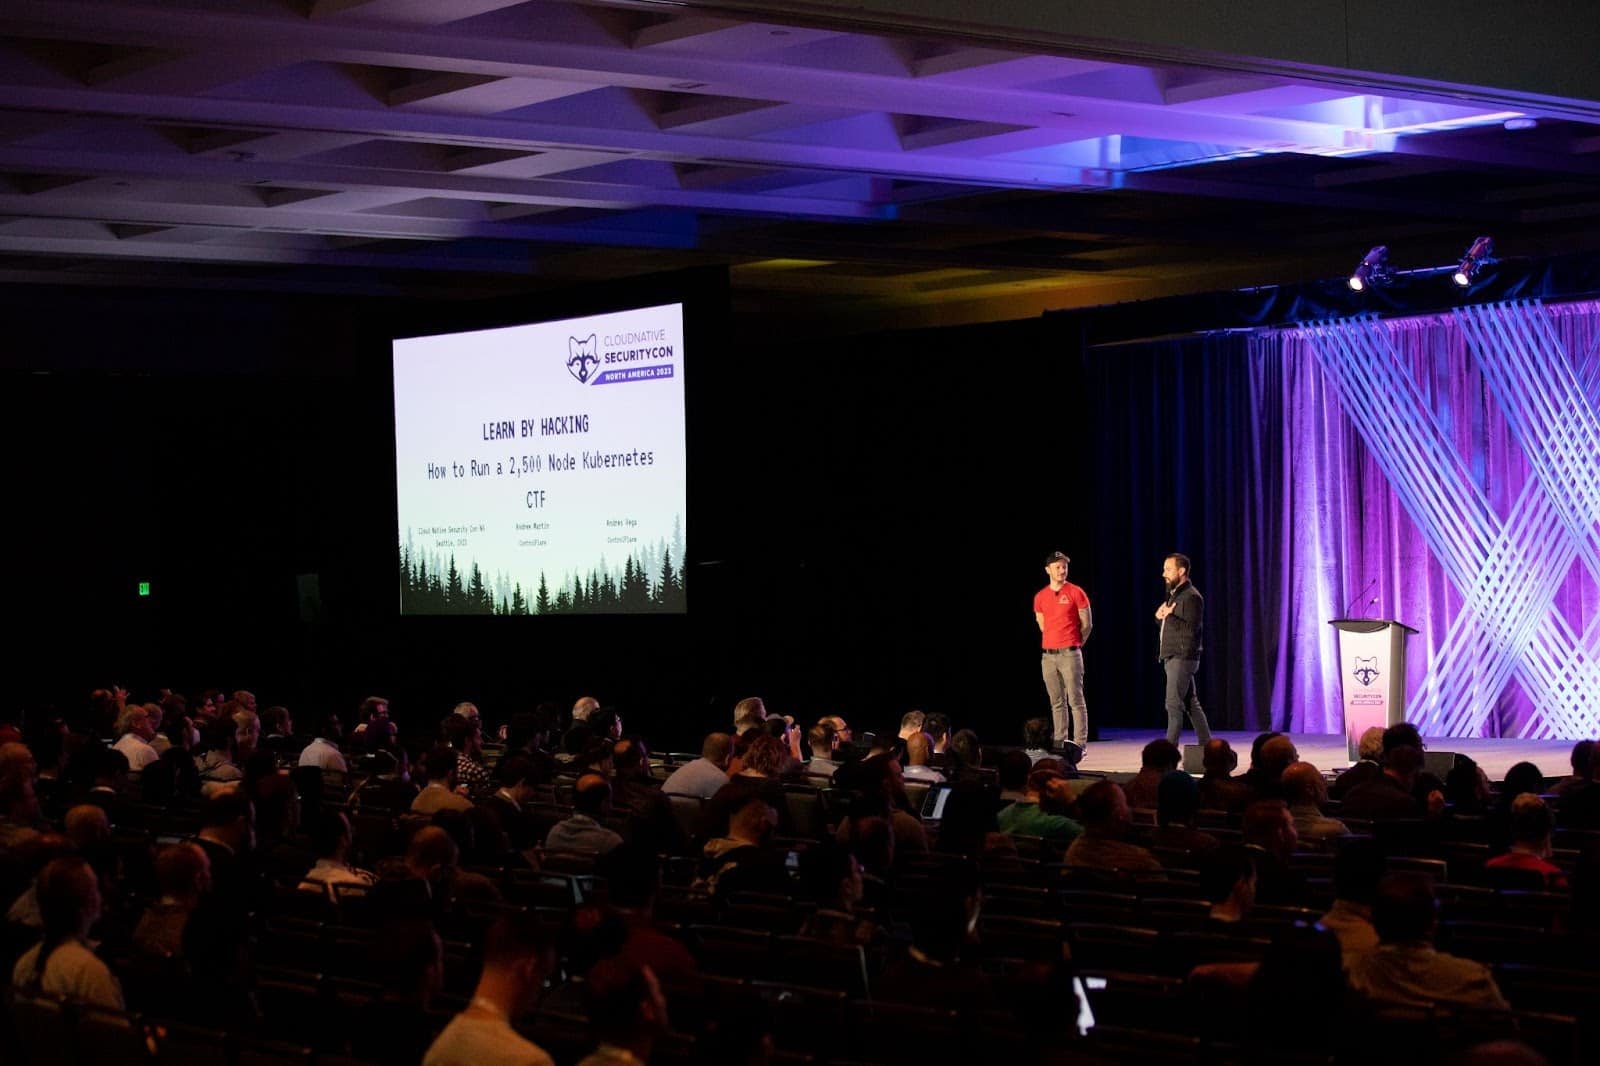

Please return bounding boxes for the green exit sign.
[137,581,151,597]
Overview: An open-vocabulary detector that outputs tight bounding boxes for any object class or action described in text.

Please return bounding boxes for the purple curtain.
[1265,300,1600,737]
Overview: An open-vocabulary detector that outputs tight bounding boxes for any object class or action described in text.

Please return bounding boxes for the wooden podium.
[1329,618,1417,762]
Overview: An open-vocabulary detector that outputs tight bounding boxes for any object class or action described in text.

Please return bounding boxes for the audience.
[661,732,732,800]
[1063,781,1160,872]
[1347,873,1510,1012]
[1,683,1593,1066]
[1123,738,1180,810]
[546,773,624,855]
[423,913,557,1066]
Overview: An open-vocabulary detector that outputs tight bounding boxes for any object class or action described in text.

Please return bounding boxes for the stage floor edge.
[1078,728,1574,782]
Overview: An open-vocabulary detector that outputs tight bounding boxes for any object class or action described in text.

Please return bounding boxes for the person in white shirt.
[112,705,161,773]
[661,733,733,800]
[298,812,375,898]
[298,715,350,777]
[424,913,558,1066]
[12,856,123,1009]
[901,733,946,784]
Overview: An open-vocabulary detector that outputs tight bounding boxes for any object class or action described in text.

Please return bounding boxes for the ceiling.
[4,0,1600,331]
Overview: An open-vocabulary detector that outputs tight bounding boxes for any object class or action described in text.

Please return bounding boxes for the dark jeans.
[1163,657,1211,745]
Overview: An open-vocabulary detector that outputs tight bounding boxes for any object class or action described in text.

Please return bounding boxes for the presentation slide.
[394,302,686,615]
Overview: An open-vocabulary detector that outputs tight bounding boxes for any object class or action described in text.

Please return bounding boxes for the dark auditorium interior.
[6,2,1600,1064]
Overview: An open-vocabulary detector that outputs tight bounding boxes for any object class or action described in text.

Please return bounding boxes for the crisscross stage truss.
[1302,301,1600,739]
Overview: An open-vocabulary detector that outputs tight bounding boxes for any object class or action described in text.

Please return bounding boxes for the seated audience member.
[132,842,211,960]
[661,732,732,800]
[1331,727,1387,801]
[996,749,1032,805]
[356,747,421,812]
[698,791,789,899]
[763,715,804,768]
[901,732,945,784]
[1245,921,1347,1055]
[579,957,669,1066]
[482,753,544,852]
[1319,837,1383,963]
[298,715,350,781]
[818,715,854,751]
[349,695,397,754]
[299,811,376,897]
[546,773,624,855]
[444,712,493,796]
[931,783,1006,860]
[1347,873,1510,1011]
[232,707,261,765]
[803,723,843,783]
[423,913,558,1066]
[923,713,951,756]
[1282,762,1349,843]
[1338,745,1427,821]
[592,844,697,985]
[11,856,123,1008]
[1151,770,1220,857]
[259,705,305,759]
[1124,739,1181,811]
[1445,755,1493,816]
[1484,793,1568,890]
[1552,739,1596,801]
[797,841,883,947]
[897,710,926,743]
[1238,733,1298,804]
[875,862,988,1010]
[947,729,983,774]
[412,745,475,814]
[5,832,74,931]
[1022,717,1054,764]
[1063,781,1160,872]
[194,716,244,795]
[996,765,1083,846]
[571,695,600,725]
[611,737,684,855]
[1198,738,1251,813]
[1241,799,1305,905]
[253,772,315,882]
[112,704,161,774]
[832,755,929,857]
[732,696,768,737]
[1200,844,1257,923]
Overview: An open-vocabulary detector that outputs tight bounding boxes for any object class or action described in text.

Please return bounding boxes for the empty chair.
[773,935,871,998]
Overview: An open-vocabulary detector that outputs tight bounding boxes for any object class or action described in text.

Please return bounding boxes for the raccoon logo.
[567,334,600,384]
[1352,656,1380,687]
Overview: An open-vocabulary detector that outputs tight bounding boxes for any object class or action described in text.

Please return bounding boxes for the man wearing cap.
[1034,551,1093,754]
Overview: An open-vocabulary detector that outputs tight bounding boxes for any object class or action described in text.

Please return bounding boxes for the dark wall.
[1,280,1121,750]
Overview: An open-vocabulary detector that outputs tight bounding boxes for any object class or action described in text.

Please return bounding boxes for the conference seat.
[1434,882,1500,923]
[1065,922,1163,973]
[665,793,703,842]
[1056,888,1139,926]
[773,935,872,999]
[977,914,1065,963]
[1498,889,1572,931]
[686,923,775,979]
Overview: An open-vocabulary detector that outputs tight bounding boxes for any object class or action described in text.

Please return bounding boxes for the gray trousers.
[1042,647,1088,746]
[1163,657,1211,745]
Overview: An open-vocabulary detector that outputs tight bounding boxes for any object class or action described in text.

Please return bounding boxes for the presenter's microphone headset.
[1343,577,1379,618]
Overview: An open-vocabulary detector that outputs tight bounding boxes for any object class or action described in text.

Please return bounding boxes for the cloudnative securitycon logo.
[1352,656,1380,687]
[567,334,600,384]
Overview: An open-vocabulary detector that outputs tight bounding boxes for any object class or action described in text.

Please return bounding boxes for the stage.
[1076,729,1578,783]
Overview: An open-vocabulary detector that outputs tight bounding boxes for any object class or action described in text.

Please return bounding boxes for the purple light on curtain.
[1272,300,1600,738]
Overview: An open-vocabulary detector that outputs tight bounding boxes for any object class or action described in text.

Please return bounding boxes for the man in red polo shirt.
[1034,551,1093,754]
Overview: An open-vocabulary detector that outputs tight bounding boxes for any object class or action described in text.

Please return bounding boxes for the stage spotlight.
[1452,236,1495,287]
[1348,245,1391,292]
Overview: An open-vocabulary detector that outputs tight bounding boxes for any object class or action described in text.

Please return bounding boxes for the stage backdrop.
[1086,299,1600,740]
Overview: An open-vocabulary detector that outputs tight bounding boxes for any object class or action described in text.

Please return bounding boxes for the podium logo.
[1352,656,1380,687]
[566,334,599,383]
